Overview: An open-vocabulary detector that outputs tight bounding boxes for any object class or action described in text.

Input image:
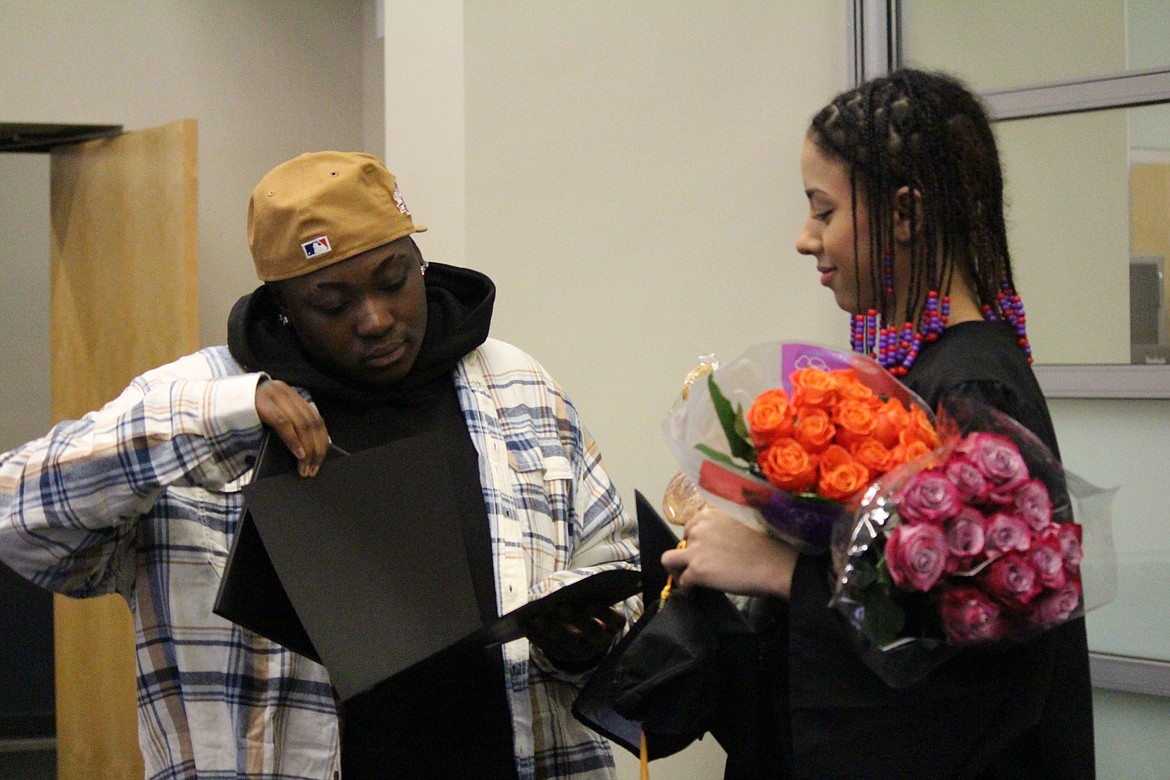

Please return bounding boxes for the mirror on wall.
[994,103,1170,367]
[899,0,1170,371]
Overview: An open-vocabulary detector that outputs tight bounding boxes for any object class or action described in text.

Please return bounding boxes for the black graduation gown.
[776,322,1095,780]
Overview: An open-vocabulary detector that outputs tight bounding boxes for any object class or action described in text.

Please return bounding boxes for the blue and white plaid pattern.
[1,339,639,779]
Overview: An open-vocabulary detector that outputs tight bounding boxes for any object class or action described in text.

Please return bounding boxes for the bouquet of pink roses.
[829,395,1113,687]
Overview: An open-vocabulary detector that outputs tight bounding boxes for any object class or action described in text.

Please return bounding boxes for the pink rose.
[985,511,1032,558]
[896,469,962,524]
[954,432,1030,503]
[943,455,991,503]
[943,506,986,561]
[980,551,1042,607]
[1013,478,1053,532]
[940,586,1010,644]
[1057,523,1084,571]
[1029,579,1082,627]
[1027,532,1066,589]
[884,523,948,592]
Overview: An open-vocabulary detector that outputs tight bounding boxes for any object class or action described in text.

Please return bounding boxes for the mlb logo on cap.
[301,236,332,259]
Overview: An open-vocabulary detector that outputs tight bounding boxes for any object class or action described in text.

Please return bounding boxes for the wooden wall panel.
[49,119,198,780]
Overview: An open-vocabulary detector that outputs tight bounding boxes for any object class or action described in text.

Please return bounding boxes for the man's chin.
[351,359,417,387]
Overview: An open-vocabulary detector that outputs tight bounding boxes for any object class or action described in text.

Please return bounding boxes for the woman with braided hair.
[662,69,1095,778]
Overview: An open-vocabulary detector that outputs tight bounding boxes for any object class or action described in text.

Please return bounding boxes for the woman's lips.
[819,268,836,286]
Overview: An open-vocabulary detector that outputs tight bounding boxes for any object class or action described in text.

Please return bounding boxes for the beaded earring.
[883,248,896,298]
[850,309,878,356]
[849,251,951,376]
[849,250,894,360]
[874,291,950,376]
[982,275,1032,363]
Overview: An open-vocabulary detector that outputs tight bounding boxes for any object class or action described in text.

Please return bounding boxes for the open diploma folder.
[213,429,640,702]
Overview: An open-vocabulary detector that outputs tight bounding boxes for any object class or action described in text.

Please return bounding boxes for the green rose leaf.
[708,373,758,463]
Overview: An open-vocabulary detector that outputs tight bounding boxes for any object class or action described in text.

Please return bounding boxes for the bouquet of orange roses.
[663,342,938,551]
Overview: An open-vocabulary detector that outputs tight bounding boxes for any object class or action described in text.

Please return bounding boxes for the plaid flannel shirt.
[0,339,639,779]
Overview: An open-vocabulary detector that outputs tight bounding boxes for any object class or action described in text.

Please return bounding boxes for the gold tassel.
[658,539,686,608]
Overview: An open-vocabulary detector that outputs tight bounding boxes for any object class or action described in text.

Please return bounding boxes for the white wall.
[386,0,851,531]
[0,0,375,370]
[384,2,849,775]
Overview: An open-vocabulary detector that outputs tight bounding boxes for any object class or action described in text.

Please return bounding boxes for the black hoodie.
[228,262,519,778]
[227,261,495,406]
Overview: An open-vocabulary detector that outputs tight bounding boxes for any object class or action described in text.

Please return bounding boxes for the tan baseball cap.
[247,151,427,281]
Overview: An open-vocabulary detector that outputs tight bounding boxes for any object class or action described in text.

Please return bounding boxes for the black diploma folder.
[214,429,639,701]
[213,430,326,662]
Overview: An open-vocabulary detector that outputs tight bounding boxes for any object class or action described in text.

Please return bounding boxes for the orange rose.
[850,437,892,477]
[830,367,859,384]
[871,397,910,448]
[888,434,934,469]
[758,437,818,493]
[835,374,880,407]
[817,444,871,501]
[793,406,836,453]
[833,399,879,447]
[790,367,838,409]
[904,406,940,448]
[746,387,795,448]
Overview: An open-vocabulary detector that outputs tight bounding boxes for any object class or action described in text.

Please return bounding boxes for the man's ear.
[893,186,923,244]
[264,281,291,323]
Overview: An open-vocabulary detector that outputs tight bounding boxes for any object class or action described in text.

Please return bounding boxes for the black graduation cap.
[214,429,639,702]
[572,491,700,759]
[573,491,771,767]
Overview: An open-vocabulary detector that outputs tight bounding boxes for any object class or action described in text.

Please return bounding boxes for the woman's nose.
[795,222,818,256]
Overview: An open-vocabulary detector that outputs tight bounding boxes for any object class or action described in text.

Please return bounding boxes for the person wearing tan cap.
[0,151,639,779]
